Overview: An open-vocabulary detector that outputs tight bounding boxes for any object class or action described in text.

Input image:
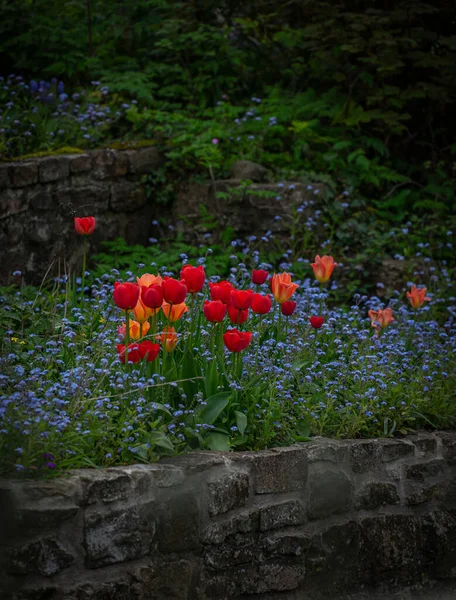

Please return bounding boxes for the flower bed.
[0,217,455,477]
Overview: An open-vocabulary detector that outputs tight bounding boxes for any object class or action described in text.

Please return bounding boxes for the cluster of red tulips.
[75,216,431,355]
[110,256,340,363]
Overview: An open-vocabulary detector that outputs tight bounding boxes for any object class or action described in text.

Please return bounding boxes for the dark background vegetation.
[1,0,455,288]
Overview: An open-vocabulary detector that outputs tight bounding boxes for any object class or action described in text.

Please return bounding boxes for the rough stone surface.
[355,481,400,510]
[405,459,447,481]
[10,162,38,187]
[206,469,250,516]
[84,505,154,568]
[8,538,74,576]
[308,466,353,519]
[231,159,269,182]
[1,433,456,600]
[39,156,70,182]
[259,499,306,531]
[234,446,308,494]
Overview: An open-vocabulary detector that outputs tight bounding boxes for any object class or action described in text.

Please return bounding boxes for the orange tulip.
[406,285,430,310]
[368,308,394,331]
[118,319,150,341]
[161,301,188,322]
[270,272,299,304]
[311,255,338,283]
[137,273,163,288]
[133,298,160,323]
[158,326,178,352]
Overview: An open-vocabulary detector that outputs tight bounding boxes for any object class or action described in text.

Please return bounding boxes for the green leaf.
[208,432,231,451]
[199,392,231,424]
[149,431,175,451]
[235,411,247,436]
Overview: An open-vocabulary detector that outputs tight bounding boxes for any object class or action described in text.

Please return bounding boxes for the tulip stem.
[80,236,87,306]
[277,307,282,344]
[256,315,263,370]
[125,311,130,368]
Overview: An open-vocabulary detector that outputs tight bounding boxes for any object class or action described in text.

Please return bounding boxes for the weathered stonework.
[0,148,162,285]
[1,433,456,599]
[0,150,326,285]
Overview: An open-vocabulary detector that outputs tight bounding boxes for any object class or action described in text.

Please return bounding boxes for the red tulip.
[309,316,324,329]
[162,277,187,304]
[252,269,268,285]
[251,293,272,315]
[74,216,96,235]
[223,329,253,352]
[117,341,160,363]
[281,300,297,316]
[209,281,233,304]
[117,343,142,364]
[230,289,254,310]
[227,305,249,324]
[113,282,140,311]
[203,300,227,323]
[138,341,160,362]
[141,284,164,309]
[180,264,205,293]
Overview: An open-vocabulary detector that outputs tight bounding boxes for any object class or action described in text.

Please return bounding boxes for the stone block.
[405,481,447,506]
[8,538,74,576]
[381,439,415,462]
[156,489,200,552]
[81,471,133,505]
[111,181,147,212]
[69,154,92,173]
[207,470,250,517]
[308,467,352,519]
[203,562,305,598]
[0,163,9,187]
[421,509,456,564]
[126,146,161,174]
[360,514,420,573]
[201,506,260,545]
[84,504,154,568]
[16,505,79,532]
[405,459,446,481]
[115,464,185,494]
[92,149,128,179]
[70,184,110,211]
[163,451,226,474]
[355,481,399,510]
[305,438,350,464]
[131,559,194,600]
[351,440,381,473]
[29,222,52,244]
[204,539,262,570]
[10,162,38,187]
[439,432,456,465]
[235,446,307,494]
[7,221,24,245]
[0,188,27,218]
[259,499,306,531]
[411,435,438,456]
[262,532,311,558]
[39,157,70,183]
[29,188,53,210]
[231,160,269,182]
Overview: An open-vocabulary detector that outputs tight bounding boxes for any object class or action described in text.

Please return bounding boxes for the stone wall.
[1,433,456,600]
[0,147,162,284]
[0,149,325,285]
